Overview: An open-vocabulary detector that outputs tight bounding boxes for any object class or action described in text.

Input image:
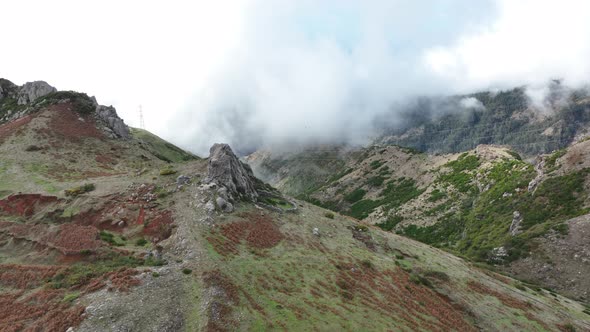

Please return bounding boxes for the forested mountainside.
[376,82,590,155]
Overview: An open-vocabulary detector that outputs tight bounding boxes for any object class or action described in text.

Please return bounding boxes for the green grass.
[428,189,446,202]
[436,154,481,193]
[131,128,198,162]
[48,253,146,289]
[62,291,80,303]
[545,149,567,172]
[347,178,423,219]
[261,197,295,209]
[344,188,366,203]
[366,176,386,187]
[369,160,384,169]
[99,230,126,246]
[401,161,590,263]
[446,153,480,172]
[376,215,403,231]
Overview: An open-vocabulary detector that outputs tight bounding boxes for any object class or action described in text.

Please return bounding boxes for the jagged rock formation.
[0,78,131,140]
[95,105,131,139]
[205,143,258,201]
[0,79,56,104]
[16,81,57,105]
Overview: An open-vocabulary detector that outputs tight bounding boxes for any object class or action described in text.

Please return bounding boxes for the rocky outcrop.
[205,143,258,201]
[95,105,131,139]
[17,81,56,105]
[509,211,523,236]
[528,157,545,192]
[0,79,18,102]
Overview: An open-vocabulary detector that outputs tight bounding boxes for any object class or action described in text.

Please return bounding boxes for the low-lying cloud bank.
[4,1,588,156]
[167,0,590,156]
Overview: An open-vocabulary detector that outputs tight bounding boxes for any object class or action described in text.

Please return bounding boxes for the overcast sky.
[2,0,590,155]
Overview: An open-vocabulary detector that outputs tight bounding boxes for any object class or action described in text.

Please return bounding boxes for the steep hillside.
[249,143,590,303]
[1,79,589,331]
[130,128,199,163]
[376,82,590,156]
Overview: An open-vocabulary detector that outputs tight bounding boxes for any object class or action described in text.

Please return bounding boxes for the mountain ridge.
[0,79,588,331]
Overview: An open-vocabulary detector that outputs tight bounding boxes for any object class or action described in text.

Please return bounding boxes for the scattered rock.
[312,227,320,237]
[205,200,216,214]
[215,196,234,213]
[490,246,508,263]
[176,175,191,185]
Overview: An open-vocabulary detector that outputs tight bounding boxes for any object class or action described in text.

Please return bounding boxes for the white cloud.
[424,0,590,90]
[2,0,590,155]
[459,97,485,110]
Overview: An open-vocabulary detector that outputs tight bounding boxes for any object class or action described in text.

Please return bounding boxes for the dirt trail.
[77,162,217,332]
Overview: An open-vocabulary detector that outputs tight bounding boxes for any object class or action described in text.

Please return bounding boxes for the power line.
[139,105,145,129]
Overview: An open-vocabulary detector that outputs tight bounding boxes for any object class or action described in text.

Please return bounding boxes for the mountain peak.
[0,78,130,139]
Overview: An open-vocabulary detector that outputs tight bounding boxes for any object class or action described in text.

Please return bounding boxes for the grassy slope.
[258,143,590,303]
[131,127,199,163]
[197,202,590,331]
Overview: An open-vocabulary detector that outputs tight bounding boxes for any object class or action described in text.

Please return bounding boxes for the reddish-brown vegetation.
[95,153,117,168]
[0,265,61,289]
[467,280,532,310]
[0,265,87,332]
[0,290,85,332]
[0,194,59,217]
[319,261,477,331]
[45,104,104,141]
[206,212,284,257]
[51,224,102,255]
[204,270,240,332]
[142,210,174,242]
[0,114,33,144]
[136,206,146,225]
[85,268,141,293]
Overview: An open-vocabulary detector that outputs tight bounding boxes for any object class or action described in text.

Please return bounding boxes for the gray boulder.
[177,175,191,185]
[205,144,258,201]
[17,81,56,105]
[95,105,131,139]
[216,196,234,213]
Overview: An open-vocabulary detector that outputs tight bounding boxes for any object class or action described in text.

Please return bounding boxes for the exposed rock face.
[95,105,131,139]
[205,143,258,201]
[17,81,57,105]
[0,79,19,101]
[509,211,523,236]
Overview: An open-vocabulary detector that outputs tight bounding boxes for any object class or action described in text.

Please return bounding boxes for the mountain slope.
[376,82,590,156]
[1,79,589,331]
[248,142,590,303]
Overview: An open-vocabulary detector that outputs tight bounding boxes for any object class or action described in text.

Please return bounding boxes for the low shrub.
[344,188,366,203]
[324,212,335,219]
[160,168,177,176]
[64,183,95,197]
